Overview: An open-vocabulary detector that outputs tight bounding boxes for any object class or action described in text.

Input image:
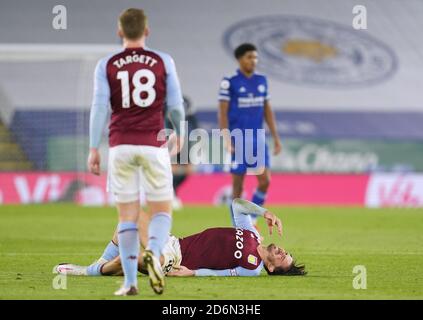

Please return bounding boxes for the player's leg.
[101,255,148,277]
[88,255,141,277]
[251,145,271,224]
[138,208,150,248]
[96,207,150,265]
[229,143,247,224]
[97,239,119,265]
[139,146,174,294]
[98,234,180,278]
[98,231,180,278]
[254,168,270,198]
[54,257,124,277]
[113,198,140,296]
[86,256,125,276]
[108,145,141,296]
[145,200,172,258]
[143,201,172,294]
[57,230,151,278]
[100,257,125,276]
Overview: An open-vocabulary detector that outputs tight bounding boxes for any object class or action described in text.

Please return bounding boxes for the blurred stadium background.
[1,0,423,207]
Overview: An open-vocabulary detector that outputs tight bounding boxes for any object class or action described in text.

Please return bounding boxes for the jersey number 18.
[117,69,156,108]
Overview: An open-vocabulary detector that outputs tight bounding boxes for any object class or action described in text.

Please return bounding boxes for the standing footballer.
[218,43,282,226]
[88,8,184,296]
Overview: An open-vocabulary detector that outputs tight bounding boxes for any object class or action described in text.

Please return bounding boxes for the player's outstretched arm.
[232,198,283,236]
[168,266,261,277]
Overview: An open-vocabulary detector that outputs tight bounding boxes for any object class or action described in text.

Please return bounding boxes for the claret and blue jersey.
[90,46,183,149]
[219,70,271,173]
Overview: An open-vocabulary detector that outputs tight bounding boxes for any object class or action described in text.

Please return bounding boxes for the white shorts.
[107,144,173,202]
[161,235,182,275]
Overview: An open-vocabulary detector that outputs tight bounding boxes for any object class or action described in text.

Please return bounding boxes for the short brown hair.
[119,8,148,40]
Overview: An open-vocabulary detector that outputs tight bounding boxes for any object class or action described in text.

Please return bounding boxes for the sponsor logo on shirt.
[237,95,265,108]
[248,254,258,266]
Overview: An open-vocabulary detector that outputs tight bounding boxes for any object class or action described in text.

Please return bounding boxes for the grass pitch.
[0,204,422,300]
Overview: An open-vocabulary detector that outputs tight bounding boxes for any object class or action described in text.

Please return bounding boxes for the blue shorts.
[230,143,270,175]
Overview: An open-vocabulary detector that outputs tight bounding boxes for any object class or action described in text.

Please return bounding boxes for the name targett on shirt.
[237,95,265,108]
[113,53,158,69]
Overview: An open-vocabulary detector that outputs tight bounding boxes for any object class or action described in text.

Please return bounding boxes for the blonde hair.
[118,8,148,40]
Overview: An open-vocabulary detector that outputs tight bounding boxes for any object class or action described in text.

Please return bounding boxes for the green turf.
[0,204,422,300]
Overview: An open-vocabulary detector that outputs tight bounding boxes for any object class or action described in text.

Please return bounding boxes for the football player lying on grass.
[55,198,306,277]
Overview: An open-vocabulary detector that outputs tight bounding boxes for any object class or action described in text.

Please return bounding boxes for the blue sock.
[100,240,119,261]
[117,222,139,288]
[87,262,103,276]
[251,190,267,220]
[147,213,172,258]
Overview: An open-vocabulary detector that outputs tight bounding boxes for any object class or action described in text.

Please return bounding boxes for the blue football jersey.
[218,69,270,133]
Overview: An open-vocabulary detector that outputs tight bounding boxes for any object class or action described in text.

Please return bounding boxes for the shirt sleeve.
[231,198,268,237]
[160,53,185,137]
[89,57,111,148]
[162,53,184,108]
[218,77,231,101]
[195,265,262,277]
[264,77,271,101]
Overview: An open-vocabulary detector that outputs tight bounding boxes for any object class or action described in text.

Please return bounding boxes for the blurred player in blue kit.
[218,43,282,226]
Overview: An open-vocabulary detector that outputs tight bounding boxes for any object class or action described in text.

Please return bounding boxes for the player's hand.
[273,139,282,155]
[263,211,283,236]
[168,133,185,157]
[167,266,195,277]
[87,148,101,176]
